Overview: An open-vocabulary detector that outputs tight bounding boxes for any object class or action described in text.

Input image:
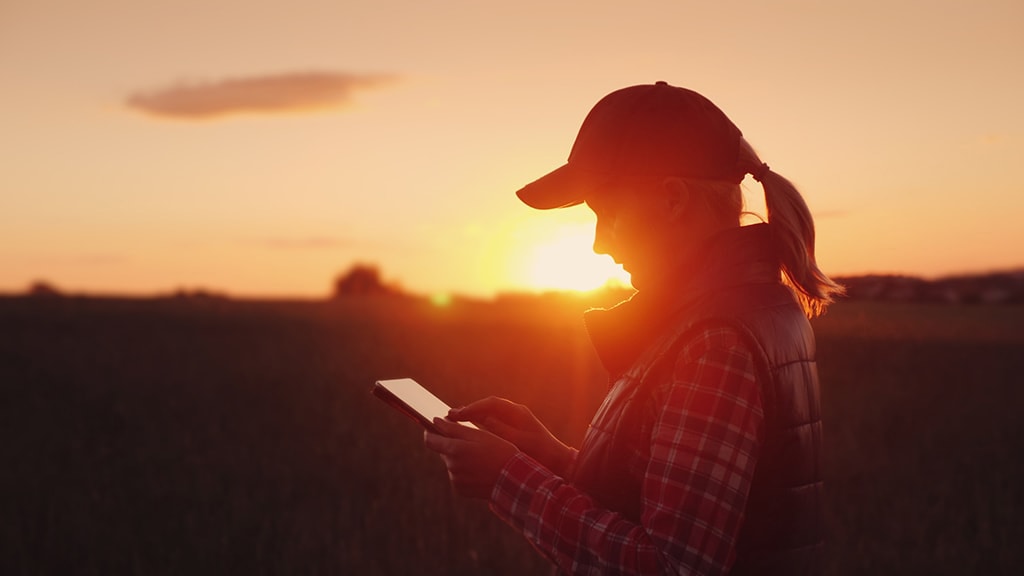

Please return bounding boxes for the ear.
[661,177,690,222]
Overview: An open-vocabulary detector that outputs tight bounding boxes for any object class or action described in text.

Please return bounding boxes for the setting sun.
[525,224,631,292]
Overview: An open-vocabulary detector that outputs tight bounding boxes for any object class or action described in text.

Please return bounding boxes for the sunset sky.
[2,0,1022,299]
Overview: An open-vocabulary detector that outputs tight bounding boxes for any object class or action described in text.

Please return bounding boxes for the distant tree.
[332,264,401,297]
[834,270,1024,305]
[27,280,62,298]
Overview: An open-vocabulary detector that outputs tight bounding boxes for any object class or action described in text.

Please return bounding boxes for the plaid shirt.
[490,325,764,575]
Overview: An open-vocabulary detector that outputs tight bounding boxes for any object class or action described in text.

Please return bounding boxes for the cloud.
[972,133,1012,148]
[256,236,354,251]
[126,71,394,119]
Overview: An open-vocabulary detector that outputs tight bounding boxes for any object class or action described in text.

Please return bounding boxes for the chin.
[625,268,662,292]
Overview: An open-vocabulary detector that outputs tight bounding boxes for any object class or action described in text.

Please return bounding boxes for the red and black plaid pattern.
[490,326,764,575]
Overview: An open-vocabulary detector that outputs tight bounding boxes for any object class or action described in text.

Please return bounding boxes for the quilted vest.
[573,224,824,575]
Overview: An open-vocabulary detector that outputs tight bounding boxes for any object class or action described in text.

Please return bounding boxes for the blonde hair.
[735,138,845,317]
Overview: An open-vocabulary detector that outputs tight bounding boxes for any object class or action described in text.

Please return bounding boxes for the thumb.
[432,417,475,439]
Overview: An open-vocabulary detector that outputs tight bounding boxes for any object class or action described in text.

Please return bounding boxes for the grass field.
[1,295,1022,575]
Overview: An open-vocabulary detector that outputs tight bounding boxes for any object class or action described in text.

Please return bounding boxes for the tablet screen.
[373,378,477,432]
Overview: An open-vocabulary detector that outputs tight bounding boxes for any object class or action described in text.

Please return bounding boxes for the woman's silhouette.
[425,81,843,575]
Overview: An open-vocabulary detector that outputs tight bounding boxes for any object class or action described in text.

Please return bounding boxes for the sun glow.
[525,224,631,292]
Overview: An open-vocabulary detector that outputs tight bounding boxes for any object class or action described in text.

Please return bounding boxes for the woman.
[424,81,843,575]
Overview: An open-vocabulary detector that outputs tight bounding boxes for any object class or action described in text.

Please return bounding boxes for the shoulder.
[642,321,765,441]
[647,321,763,407]
[672,321,758,368]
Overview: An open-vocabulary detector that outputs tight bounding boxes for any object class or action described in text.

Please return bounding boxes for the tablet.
[373,378,477,434]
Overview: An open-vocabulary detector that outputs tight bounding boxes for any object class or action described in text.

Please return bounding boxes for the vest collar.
[584,223,779,376]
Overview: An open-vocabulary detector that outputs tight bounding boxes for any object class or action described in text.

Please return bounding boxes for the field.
[1,294,1022,575]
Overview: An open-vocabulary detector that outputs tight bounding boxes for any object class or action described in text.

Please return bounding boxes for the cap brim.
[515,164,609,210]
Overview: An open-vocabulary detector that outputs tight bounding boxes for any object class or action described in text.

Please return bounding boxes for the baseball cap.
[516,81,744,210]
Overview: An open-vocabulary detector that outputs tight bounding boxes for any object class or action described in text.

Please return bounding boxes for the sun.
[525,224,631,292]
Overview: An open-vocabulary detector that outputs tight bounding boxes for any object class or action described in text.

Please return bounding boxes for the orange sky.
[2,0,1022,298]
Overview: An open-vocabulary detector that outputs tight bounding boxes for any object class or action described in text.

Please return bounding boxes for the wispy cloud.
[256,236,353,251]
[126,71,395,119]
[971,133,1012,148]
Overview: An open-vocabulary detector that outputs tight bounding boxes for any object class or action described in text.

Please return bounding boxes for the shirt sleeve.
[489,327,764,575]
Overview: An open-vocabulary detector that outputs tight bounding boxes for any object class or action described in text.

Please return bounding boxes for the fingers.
[423,428,454,454]
[431,417,467,437]
[428,417,489,444]
[449,396,527,424]
[449,404,516,441]
[424,419,471,452]
[448,396,506,420]
[423,418,520,500]
[476,416,516,439]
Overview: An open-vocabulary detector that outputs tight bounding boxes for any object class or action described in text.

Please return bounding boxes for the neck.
[636,220,740,294]
[584,223,780,375]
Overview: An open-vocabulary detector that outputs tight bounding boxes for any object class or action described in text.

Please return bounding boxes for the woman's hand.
[448,397,574,477]
[423,418,519,499]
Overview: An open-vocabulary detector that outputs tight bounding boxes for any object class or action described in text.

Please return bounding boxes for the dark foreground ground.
[1,295,1022,575]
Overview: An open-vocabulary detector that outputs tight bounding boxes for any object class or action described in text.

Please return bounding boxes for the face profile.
[585,179,681,289]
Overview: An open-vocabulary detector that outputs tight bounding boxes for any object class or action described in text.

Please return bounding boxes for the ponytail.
[737,138,845,317]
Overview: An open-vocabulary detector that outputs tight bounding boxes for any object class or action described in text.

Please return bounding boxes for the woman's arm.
[490,327,764,575]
